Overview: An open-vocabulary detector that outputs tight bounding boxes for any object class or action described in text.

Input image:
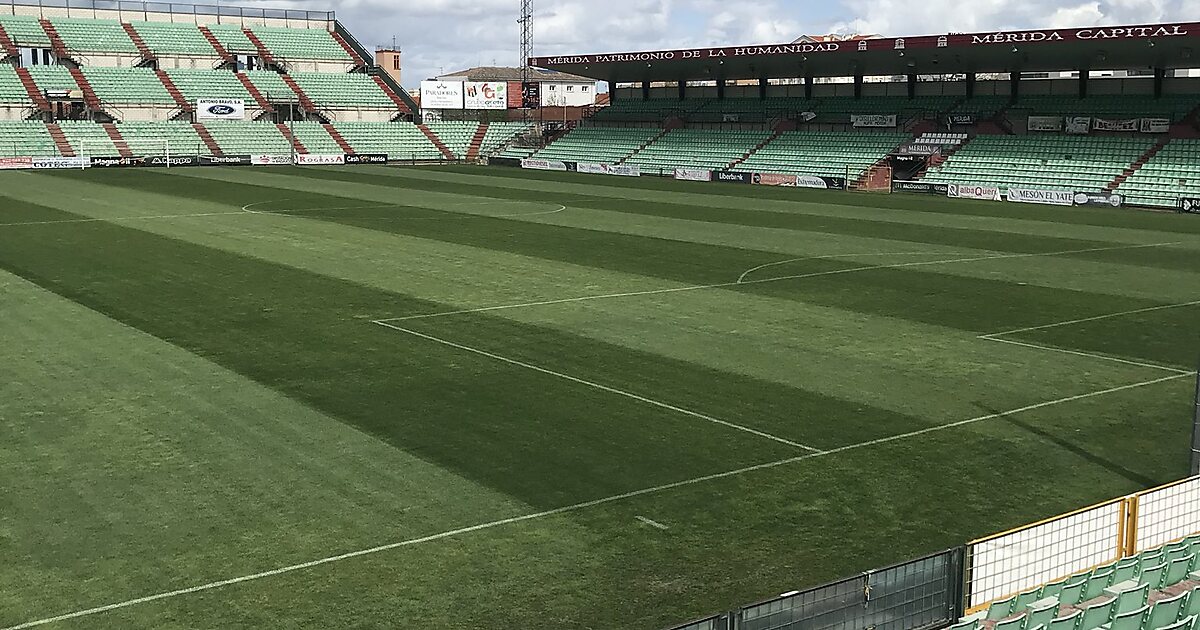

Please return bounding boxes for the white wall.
[539,81,595,107]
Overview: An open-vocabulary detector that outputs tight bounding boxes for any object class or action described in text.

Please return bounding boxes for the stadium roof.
[529,22,1200,84]
[438,66,596,83]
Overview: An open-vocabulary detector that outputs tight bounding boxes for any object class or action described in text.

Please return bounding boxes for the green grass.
[1,164,1197,629]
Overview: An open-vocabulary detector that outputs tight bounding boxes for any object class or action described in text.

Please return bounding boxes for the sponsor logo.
[1073,192,1124,207]
[200,154,252,166]
[754,172,799,187]
[147,155,199,167]
[673,168,712,182]
[207,105,235,116]
[796,175,830,189]
[521,158,568,171]
[714,170,751,184]
[197,98,245,120]
[947,114,975,126]
[296,154,346,165]
[948,184,1001,201]
[90,156,146,168]
[851,114,897,128]
[32,156,90,169]
[1007,188,1075,206]
[1179,198,1200,214]
[898,144,942,156]
[0,156,32,170]
[252,155,294,166]
[345,154,388,165]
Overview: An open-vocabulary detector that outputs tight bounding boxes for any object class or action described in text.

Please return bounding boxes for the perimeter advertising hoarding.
[893,180,949,195]
[420,81,465,109]
[463,82,507,110]
[1006,188,1075,206]
[0,157,32,169]
[713,170,753,184]
[296,154,346,165]
[674,168,712,182]
[948,184,1002,201]
[1179,198,1200,214]
[1074,192,1124,207]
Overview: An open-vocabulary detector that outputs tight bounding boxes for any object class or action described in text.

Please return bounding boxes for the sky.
[251,0,1200,87]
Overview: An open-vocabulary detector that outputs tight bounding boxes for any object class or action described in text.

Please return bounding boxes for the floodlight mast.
[519,0,533,122]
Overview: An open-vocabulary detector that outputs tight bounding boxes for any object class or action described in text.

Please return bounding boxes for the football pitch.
[2,164,1199,629]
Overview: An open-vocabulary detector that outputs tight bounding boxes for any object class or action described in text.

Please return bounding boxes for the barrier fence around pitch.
[964,476,1200,613]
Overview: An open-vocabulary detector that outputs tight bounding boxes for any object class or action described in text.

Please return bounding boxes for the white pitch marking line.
[240,200,566,220]
[0,211,247,227]
[378,241,1181,323]
[985,300,1200,338]
[636,516,670,530]
[6,371,1191,630]
[978,336,1192,375]
[735,251,966,284]
[372,319,823,454]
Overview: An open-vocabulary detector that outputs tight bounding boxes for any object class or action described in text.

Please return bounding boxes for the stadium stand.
[0,14,51,47]
[248,26,349,61]
[55,119,119,155]
[200,121,290,155]
[128,21,216,57]
[0,64,31,106]
[204,24,257,56]
[1116,140,1200,208]
[118,121,209,155]
[166,69,254,104]
[83,67,173,105]
[0,120,55,156]
[478,122,533,156]
[737,130,909,179]
[958,535,1200,630]
[51,18,138,54]
[286,121,344,154]
[1012,95,1200,122]
[23,64,76,94]
[623,128,774,173]
[530,127,663,164]
[922,135,1156,194]
[423,121,477,157]
[330,122,443,160]
[288,71,394,108]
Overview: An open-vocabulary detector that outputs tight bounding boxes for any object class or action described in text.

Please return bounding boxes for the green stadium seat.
[330,122,442,160]
[1148,592,1189,630]
[1112,584,1150,615]
[1101,606,1148,630]
[118,121,209,155]
[51,18,137,54]
[996,615,1025,630]
[1080,601,1117,630]
[989,596,1018,620]
[247,26,349,61]
[0,65,33,105]
[0,121,56,156]
[1164,557,1195,588]
[82,67,173,104]
[1060,582,1087,607]
[286,72,393,107]
[1049,611,1083,630]
[1140,564,1168,590]
[0,15,51,47]
[1158,617,1197,630]
[128,21,215,56]
[1027,603,1061,630]
[424,122,478,157]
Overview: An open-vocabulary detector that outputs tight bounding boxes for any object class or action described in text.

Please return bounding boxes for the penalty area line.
[5,371,1190,630]
[372,320,824,454]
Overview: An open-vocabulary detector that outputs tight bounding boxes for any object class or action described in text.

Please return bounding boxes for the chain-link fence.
[1134,477,1200,552]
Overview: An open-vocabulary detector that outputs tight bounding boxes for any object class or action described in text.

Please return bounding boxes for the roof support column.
[641,80,650,100]
[678,80,686,100]
[1010,72,1020,101]
[854,72,863,99]
[907,73,917,99]
[1078,69,1089,99]
[804,75,813,100]
[717,79,726,100]
[759,77,767,100]
[1154,67,1166,99]
[966,73,975,98]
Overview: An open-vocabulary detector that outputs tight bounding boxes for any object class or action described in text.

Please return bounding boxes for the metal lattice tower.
[518,0,533,121]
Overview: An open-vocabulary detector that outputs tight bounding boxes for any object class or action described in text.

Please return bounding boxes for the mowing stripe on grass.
[0,211,247,227]
[372,319,824,453]
[6,370,1189,630]
[377,241,1181,323]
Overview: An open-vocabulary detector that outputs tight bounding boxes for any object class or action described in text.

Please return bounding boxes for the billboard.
[420,81,464,109]
[463,82,507,110]
[522,81,541,108]
[197,99,245,120]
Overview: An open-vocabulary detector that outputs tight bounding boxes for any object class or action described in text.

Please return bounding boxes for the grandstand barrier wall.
[965,476,1200,612]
